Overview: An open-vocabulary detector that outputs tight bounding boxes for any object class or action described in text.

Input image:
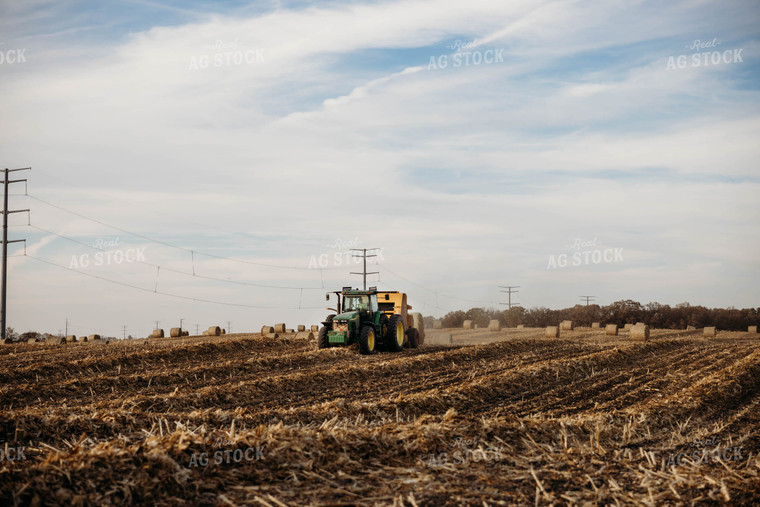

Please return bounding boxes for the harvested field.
[1,328,759,505]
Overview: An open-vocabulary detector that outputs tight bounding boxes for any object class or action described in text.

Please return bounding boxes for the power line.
[580,295,596,306]
[16,254,324,310]
[25,194,344,271]
[379,265,500,306]
[26,223,325,290]
[2,167,31,342]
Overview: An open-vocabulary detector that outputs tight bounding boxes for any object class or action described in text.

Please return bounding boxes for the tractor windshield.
[343,295,370,312]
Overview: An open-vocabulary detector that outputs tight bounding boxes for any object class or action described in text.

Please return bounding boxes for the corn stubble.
[0,329,758,505]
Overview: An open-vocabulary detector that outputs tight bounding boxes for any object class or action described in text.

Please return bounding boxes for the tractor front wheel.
[386,314,405,352]
[318,326,330,349]
[359,326,377,355]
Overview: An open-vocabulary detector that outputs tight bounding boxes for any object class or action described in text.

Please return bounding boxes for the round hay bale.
[89,334,102,341]
[274,323,286,333]
[488,319,501,332]
[516,324,525,329]
[297,325,306,332]
[560,320,574,331]
[202,330,209,336]
[47,335,65,344]
[285,328,295,333]
[182,330,189,336]
[27,338,38,344]
[546,326,559,338]
[207,326,221,336]
[66,335,77,343]
[703,326,717,337]
[310,325,319,333]
[170,328,182,338]
[295,331,315,340]
[605,324,618,336]
[221,329,226,335]
[623,323,633,331]
[261,326,275,336]
[749,325,758,334]
[631,324,649,341]
[687,325,696,331]
[82,335,89,342]
[433,320,443,329]
[152,329,164,338]
[462,320,473,329]
[591,322,601,329]
[430,332,452,345]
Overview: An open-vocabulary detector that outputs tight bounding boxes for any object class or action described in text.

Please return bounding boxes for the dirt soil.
[1,327,759,505]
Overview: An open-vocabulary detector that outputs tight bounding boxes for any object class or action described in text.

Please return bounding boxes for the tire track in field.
[511,342,750,417]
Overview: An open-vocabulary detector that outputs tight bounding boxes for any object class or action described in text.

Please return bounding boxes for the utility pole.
[226,321,231,334]
[154,320,160,330]
[123,325,126,340]
[580,295,595,306]
[65,318,68,337]
[499,285,520,309]
[350,248,379,290]
[1,167,31,343]
[179,318,184,331]
[195,324,199,336]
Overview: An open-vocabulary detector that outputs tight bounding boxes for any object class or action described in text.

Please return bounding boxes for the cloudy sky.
[1,0,758,338]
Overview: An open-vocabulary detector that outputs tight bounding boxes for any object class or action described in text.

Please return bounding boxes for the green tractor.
[318,286,408,355]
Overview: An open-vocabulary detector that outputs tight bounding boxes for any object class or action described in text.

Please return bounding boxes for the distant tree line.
[432,300,760,331]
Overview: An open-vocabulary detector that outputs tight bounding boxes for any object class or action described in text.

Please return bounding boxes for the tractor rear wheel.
[359,326,377,355]
[406,327,420,349]
[318,326,330,349]
[386,314,405,352]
